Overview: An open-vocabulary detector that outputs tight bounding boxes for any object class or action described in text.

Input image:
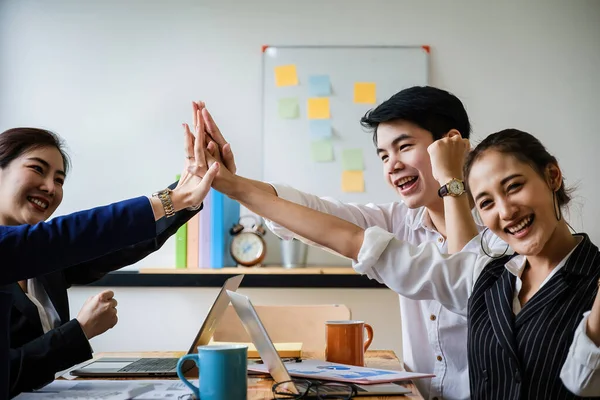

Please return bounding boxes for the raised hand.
[170,115,220,210]
[200,105,237,174]
[182,104,236,195]
[427,130,470,185]
[76,290,118,339]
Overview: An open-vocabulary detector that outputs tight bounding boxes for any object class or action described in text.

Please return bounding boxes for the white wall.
[1,0,599,359]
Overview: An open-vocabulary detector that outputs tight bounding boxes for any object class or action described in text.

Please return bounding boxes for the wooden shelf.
[81,268,384,289]
[138,267,357,275]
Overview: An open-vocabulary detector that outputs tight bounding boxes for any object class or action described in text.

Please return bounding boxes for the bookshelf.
[81,266,385,288]
[138,267,357,275]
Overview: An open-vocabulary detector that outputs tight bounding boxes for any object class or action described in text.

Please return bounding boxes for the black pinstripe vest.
[467,234,600,400]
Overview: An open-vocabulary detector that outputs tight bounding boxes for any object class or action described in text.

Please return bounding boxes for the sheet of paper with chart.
[249,359,434,384]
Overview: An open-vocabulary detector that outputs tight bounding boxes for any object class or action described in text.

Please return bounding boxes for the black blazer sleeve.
[0,196,155,285]
[9,319,90,396]
[62,181,201,285]
[0,292,11,400]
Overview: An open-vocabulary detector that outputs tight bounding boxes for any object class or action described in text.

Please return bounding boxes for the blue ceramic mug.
[176,344,248,400]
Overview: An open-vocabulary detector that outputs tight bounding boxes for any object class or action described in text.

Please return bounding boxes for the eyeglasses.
[272,379,357,399]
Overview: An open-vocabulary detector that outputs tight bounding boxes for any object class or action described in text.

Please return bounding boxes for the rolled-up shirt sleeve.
[266,183,399,241]
[353,226,490,316]
[560,311,600,396]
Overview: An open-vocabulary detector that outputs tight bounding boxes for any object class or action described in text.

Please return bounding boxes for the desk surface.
[90,350,423,399]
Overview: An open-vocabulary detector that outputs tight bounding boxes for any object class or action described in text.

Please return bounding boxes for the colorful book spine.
[175,219,188,269]
[174,174,187,269]
[199,189,212,268]
[223,196,240,267]
[186,213,200,268]
[210,190,225,268]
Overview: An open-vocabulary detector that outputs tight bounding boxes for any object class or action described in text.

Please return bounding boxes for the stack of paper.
[15,380,196,400]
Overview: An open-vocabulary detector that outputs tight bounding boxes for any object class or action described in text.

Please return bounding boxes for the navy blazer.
[6,197,198,396]
[0,196,158,400]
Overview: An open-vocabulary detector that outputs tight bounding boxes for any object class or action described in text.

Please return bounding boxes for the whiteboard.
[262,46,429,203]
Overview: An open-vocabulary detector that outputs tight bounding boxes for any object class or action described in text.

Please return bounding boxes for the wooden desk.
[89,350,423,399]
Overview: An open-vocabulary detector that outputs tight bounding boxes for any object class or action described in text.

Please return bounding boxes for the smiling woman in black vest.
[202,128,600,399]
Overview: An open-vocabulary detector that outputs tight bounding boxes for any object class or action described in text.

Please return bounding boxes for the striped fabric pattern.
[467,234,600,400]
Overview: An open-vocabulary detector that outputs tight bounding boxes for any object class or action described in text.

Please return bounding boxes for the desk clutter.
[22,275,427,399]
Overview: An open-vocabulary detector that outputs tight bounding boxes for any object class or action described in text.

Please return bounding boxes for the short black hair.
[360,86,471,145]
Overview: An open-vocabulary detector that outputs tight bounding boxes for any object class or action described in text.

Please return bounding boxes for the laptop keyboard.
[118,358,178,372]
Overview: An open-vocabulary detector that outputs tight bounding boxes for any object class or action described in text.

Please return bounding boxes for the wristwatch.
[438,178,465,198]
[152,188,175,218]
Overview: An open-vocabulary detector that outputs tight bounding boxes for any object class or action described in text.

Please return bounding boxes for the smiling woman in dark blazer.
[0,127,215,397]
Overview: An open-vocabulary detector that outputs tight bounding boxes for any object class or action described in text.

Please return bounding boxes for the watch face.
[230,232,265,265]
[448,179,464,195]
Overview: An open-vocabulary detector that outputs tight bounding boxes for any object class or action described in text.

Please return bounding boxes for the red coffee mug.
[325,320,374,366]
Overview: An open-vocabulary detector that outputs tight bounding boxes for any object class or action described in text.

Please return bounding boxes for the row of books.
[174,188,240,269]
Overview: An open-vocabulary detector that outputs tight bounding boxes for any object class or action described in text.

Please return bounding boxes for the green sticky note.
[278,98,299,119]
[342,148,364,170]
[311,140,334,162]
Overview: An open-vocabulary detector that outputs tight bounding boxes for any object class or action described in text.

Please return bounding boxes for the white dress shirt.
[355,226,599,397]
[266,184,507,400]
[24,279,61,334]
[561,311,600,396]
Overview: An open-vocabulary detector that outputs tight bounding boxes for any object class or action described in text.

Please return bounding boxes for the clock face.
[230,232,265,265]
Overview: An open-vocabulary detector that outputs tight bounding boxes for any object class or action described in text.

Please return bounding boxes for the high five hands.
[182,102,239,196]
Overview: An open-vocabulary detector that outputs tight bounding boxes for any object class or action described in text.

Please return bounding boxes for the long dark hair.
[464,129,571,207]
[0,128,71,174]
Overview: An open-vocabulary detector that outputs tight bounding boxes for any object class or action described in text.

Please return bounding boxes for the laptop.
[70,274,244,377]
[226,291,414,397]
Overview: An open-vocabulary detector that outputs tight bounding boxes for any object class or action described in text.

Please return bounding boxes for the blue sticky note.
[309,120,332,139]
[308,75,331,97]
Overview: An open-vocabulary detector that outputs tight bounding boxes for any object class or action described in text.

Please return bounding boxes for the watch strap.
[152,189,175,218]
[438,184,449,198]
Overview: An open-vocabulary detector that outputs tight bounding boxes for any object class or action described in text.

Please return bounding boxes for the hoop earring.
[480,228,509,259]
[552,190,562,221]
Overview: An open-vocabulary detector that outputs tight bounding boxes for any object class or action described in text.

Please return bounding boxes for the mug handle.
[177,354,200,398]
[363,323,374,352]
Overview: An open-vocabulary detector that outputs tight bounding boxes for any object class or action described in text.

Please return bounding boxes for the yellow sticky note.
[274,65,298,87]
[342,171,365,193]
[354,82,376,104]
[307,98,330,119]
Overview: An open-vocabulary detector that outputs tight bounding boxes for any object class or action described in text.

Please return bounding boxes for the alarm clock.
[229,215,267,267]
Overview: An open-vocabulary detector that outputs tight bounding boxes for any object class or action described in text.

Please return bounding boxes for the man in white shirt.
[192,87,505,400]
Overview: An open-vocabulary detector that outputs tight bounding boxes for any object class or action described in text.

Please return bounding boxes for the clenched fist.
[427,130,470,185]
[76,290,118,339]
